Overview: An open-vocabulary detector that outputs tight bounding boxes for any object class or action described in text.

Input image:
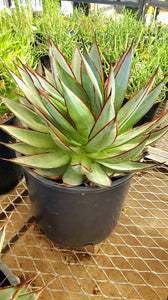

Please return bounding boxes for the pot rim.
[23,167,133,193]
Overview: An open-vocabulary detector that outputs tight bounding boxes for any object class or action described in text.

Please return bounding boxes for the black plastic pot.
[24,167,133,248]
[0,115,22,195]
[40,55,51,71]
[0,260,18,287]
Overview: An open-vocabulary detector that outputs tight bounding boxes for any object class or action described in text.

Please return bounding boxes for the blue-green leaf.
[0,125,57,149]
[71,43,82,83]
[86,119,117,152]
[3,142,55,155]
[63,165,83,186]
[86,162,112,187]
[114,43,133,111]
[0,96,49,133]
[81,52,103,112]
[55,58,90,107]
[89,93,115,139]
[62,83,95,139]
[83,40,104,99]
[49,39,74,76]
[8,151,70,169]
[90,39,104,82]
[34,166,67,178]
[117,68,159,134]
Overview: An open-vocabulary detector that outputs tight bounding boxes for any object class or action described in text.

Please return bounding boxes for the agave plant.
[0,39,167,187]
[0,219,52,299]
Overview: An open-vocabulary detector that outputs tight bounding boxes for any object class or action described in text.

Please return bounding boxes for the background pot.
[0,260,18,286]
[24,167,133,248]
[0,115,22,195]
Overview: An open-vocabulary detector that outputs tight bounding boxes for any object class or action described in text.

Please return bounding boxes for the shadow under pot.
[24,167,133,248]
[0,115,22,195]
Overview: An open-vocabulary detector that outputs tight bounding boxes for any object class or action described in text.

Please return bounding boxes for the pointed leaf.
[90,39,104,82]
[83,40,104,98]
[62,83,95,138]
[3,142,54,155]
[5,66,47,114]
[39,90,67,117]
[48,123,76,152]
[125,79,164,128]
[79,156,92,174]
[146,125,168,146]
[34,166,67,178]
[40,92,86,144]
[99,160,162,172]
[89,93,115,139]
[117,68,159,134]
[0,96,49,133]
[16,63,42,90]
[86,119,117,152]
[81,52,103,109]
[111,109,168,148]
[49,39,74,76]
[25,102,78,150]
[63,165,83,186]
[8,151,70,169]
[102,166,115,177]
[88,133,148,160]
[49,51,63,93]
[0,125,57,149]
[114,43,133,111]
[28,71,65,105]
[86,162,112,187]
[17,94,32,109]
[105,65,115,101]
[55,58,90,107]
[96,137,147,164]
[71,43,82,83]
[71,155,92,175]
[44,66,55,86]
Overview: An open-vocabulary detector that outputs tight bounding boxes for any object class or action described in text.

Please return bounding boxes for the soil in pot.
[0,115,22,195]
[24,167,133,248]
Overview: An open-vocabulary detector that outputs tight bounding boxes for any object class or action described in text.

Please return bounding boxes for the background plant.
[32,4,168,100]
[0,4,37,115]
[0,1,167,117]
[1,40,167,187]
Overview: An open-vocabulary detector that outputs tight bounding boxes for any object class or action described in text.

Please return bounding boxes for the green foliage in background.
[0,0,167,115]
[0,3,37,115]
[32,4,168,100]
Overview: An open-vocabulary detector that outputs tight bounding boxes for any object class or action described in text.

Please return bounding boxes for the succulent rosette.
[0,39,167,187]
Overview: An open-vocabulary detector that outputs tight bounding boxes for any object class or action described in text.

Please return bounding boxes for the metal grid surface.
[0,165,167,300]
